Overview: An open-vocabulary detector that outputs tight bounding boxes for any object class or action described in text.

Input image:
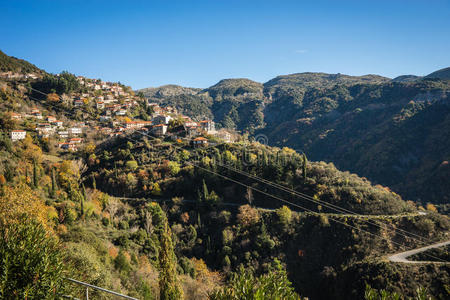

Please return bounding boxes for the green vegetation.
[210,262,302,300]
[0,51,449,299]
[140,72,450,205]
[0,219,66,299]
[0,50,44,75]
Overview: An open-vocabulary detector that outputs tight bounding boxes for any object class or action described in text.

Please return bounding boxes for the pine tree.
[158,205,183,300]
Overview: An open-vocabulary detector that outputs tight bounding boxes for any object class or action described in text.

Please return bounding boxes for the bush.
[114,250,131,273]
[237,205,260,228]
[0,219,66,298]
[276,205,292,229]
[126,160,138,170]
[119,220,130,230]
[210,262,302,300]
[102,216,110,226]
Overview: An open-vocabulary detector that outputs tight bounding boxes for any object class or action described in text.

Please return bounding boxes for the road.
[387,240,450,263]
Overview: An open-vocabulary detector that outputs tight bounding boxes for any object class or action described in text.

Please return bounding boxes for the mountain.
[425,67,450,80]
[139,70,450,205]
[264,72,389,92]
[1,50,449,299]
[139,84,201,98]
[0,50,44,76]
[391,75,422,82]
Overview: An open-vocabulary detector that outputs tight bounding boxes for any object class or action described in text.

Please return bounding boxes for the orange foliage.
[426,203,438,212]
[0,183,52,227]
[57,224,68,235]
[237,204,260,227]
[47,93,60,102]
[108,246,119,259]
[123,251,131,262]
[180,212,190,224]
[191,257,223,289]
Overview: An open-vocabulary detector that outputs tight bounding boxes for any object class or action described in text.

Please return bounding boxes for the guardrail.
[64,278,138,300]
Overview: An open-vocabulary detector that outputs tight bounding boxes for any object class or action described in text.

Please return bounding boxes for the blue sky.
[1,0,449,89]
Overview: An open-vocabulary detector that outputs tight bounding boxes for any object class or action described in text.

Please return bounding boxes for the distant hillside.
[139,84,201,99]
[139,71,450,205]
[264,72,389,92]
[205,78,264,101]
[259,79,450,205]
[392,75,422,82]
[0,50,44,75]
[425,67,450,80]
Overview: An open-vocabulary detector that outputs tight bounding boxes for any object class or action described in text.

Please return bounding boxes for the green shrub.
[210,262,302,300]
[119,220,130,230]
[114,250,131,273]
[0,219,66,298]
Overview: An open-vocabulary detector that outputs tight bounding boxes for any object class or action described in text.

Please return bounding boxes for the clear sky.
[1,0,449,89]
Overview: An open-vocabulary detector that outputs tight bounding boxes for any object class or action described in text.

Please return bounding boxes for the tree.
[33,160,39,188]
[276,205,292,230]
[157,204,184,300]
[302,153,307,182]
[0,218,66,298]
[50,167,57,198]
[245,187,253,205]
[237,205,260,228]
[46,92,60,102]
[126,160,138,170]
[81,183,87,217]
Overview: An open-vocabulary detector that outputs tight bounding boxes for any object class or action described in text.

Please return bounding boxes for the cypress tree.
[33,160,38,188]
[302,153,307,182]
[51,167,57,197]
[202,180,209,201]
[81,183,87,217]
[25,167,29,186]
[158,205,183,300]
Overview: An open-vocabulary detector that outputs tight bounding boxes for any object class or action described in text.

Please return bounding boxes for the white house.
[115,109,127,116]
[10,130,26,141]
[193,137,208,147]
[199,120,215,133]
[58,131,69,138]
[68,127,82,136]
[153,115,172,125]
[151,124,167,136]
[51,120,64,128]
[96,101,105,109]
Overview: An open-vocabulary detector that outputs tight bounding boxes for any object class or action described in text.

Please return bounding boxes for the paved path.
[388,240,450,263]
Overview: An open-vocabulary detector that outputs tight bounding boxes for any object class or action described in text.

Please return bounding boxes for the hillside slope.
[0,50,44,76]
[425,67,450,80]
[140,70,450,204]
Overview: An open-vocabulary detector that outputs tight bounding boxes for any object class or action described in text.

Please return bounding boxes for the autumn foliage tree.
[46,92,60,102]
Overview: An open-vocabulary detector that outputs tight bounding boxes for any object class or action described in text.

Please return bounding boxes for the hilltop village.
[4,74,235,151]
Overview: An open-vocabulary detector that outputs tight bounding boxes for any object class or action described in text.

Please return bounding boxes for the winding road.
[388,240,450,263]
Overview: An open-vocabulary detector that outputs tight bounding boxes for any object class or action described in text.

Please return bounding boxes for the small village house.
[10,130,26,141]
[152,124,167,136]
[193,137,208,147]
